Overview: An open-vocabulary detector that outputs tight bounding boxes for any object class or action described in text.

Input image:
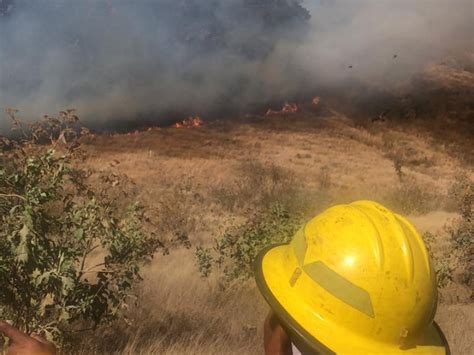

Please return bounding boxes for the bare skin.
[264,312,293,355]
[0,321,56,355]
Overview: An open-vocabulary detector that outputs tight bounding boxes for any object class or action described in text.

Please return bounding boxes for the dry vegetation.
[67,91,473,353]
[2,60,473,354]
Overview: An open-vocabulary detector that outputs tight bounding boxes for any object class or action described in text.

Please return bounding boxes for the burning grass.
[174,116,203,129]
[265,102,299,116]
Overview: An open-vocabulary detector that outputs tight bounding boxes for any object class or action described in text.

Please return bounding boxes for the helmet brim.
[254,243,450,355]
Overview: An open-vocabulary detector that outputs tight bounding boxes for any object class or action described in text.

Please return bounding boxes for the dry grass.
[73,249,265,355]
[382,177,446,215]
[211,160,300,213]
[65,93,474,354]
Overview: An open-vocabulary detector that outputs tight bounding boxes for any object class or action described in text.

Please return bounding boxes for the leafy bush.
[157,176,198,246]
[3,108,87,150]
[212,161,297,212]
[384,177,442,215]
[0,113,158,341]
[422,175,472,289]
[447,173,473,214]
[392,156,403,182]
[196,203,303,280]
[446,176,473,287]
[434,259,454,288]
[422,232,454,288]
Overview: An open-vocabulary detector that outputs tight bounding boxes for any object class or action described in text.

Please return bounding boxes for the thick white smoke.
[300,0,473,87]
[0,0,472,131]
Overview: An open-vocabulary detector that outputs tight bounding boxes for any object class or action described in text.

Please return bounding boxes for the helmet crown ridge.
[298,200,437,343]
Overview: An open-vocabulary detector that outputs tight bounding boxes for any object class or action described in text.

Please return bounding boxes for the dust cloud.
[0,0,472,130]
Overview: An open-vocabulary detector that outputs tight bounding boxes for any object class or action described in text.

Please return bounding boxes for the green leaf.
[58,308,71,322]
[74,228,84,239]
[35,271,52,286]
[39,294,54,317]
[19,224,29,239]
[61,276,74,297]
[15,225,30,263]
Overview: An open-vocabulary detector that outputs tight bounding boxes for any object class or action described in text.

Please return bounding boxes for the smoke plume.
[0,0,472,131]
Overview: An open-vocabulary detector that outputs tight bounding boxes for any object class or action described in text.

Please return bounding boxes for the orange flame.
[312,96,321,107]
[174,116,203,128]
[265,102,299,116]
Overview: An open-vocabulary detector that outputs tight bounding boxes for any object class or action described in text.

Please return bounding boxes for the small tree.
[0,111,159,342]
[447,175,473,287]
[196,203,303,281]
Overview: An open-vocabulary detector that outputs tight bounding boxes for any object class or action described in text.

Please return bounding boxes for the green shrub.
[421,174,473,289]
[446,173,473,213]
[447,176,473,287]
[384,177,442,215]
[423,231,454,289]
[196,203,303,281]
[211,162,297,212]
[434,259,454,288]
[0,114,158,341]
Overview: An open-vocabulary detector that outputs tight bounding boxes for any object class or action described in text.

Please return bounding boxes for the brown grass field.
[60,60,474,354]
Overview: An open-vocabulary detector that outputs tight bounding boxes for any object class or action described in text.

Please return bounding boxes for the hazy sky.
[0,0,472,131]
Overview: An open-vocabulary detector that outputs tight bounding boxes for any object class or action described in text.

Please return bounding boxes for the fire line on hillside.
[265,102,299,116]
[174,116,203,128]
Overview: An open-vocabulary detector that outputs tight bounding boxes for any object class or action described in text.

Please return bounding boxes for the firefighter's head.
[255,200,449,354]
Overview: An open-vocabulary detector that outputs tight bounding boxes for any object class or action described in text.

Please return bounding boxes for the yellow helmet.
[254,200,449,354]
